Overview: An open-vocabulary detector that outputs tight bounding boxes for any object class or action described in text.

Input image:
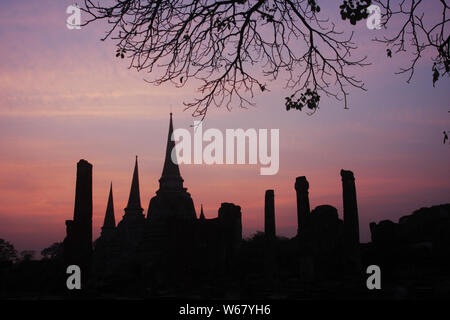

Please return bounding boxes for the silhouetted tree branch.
[81,0,448,118]
[373,0,449,85]
[82,0,368,118]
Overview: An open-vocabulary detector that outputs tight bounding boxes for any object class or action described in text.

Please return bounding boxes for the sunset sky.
[0,0,449,255]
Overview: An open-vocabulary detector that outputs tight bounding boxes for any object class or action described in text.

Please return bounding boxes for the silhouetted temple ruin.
[63,159,93,286]
[54,113,449,298]
[66,114,242,291]
[367,204,450,273]
[292,171,361,281]
[61,114,367,293]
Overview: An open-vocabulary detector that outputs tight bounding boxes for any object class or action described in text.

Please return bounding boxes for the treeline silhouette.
[1,202,450,300]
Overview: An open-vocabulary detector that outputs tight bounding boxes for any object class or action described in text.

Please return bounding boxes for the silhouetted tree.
[0,239,17,263]
[82,0,448,118]
[19,250,35,262]
[41,242,62,260]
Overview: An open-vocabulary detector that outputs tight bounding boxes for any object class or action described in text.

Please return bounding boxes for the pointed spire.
[200,204,205,220]
[125,156,143,213]
[159,113,184,191]
[102,183,116,235]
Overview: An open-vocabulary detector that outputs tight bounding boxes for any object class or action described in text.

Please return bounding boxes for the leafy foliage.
[340,0,371,25]
[0,238,17,263]
[285,89,321,113]
[41,242,62,260]
[20,250,35,262]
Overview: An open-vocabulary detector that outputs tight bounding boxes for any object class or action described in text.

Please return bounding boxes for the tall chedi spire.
[101,182,116,237]
[199,204,205,220]
[158,113,184,192]
[147,113,196,222]
[124,156,144,217]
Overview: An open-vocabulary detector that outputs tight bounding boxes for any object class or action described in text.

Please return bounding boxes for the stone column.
[64,159,93,288]
[218,203,242,272]
[73,159,93,246]
[264,190,276,288]
[295,176,314,282]
[264,190,276,240]
[341,169,361,272]
[295,176,310,236]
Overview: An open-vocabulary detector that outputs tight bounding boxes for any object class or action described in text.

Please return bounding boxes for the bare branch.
[374,0,449,84]
[81,0,368,118]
